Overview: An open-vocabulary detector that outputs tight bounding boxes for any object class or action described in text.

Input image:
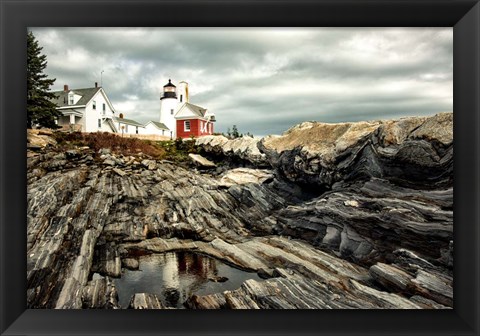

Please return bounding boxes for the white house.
[140,121,171,138]
[52,83,117,132]
[113,115,145,135]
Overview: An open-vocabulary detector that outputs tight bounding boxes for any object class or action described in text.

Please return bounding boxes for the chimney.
[64,84,69,92]
[95,82,98,88]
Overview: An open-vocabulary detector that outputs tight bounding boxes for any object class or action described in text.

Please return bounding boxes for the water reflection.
[114,251,263,308]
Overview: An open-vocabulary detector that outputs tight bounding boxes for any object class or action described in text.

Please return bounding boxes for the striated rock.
[27,143,43,151]
[121,237,269,272]
[185,293,226,309]
[103,158,116,166]
[219,168,274,187]
[91,243,122,278]
[27,151,291,308]
[261,120,381,165]
[369,263,413,292]
[192,268,422,309]
[271,177,452,268]
[348,279,421,309]
[410,295,450,309]
[196,135,269,166]
[27,113,453,310]
[82,276,120,309]
[55,229,100,308]
[195,135,229,153]
[258,112,452,188]
[141,159,157,170]
[439,241,453,268]
[128,293,167,309]
[188,153,216,168]
[112,168,127,177]
[27,129,58,148]
[411,269,453,307]
[123,236,428,309]
[409,112,453,145]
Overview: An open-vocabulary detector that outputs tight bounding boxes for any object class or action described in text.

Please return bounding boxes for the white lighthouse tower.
[159,79,178,138]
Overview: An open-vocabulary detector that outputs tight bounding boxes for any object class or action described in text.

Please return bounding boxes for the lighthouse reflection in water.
[114,251,263,308]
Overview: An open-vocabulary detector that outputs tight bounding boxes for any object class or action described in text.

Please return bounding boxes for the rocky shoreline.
[27,113,453,309]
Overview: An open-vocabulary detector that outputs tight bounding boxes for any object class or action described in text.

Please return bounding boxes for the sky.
[30,27,453,137]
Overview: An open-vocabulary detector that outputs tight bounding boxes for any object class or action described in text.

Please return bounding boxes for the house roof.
[52,87,101,107]
[146,121,169,130]
[113,116,144,127]
[176,102,208,118]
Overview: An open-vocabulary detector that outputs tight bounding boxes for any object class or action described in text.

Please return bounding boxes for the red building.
[175,102,215,139]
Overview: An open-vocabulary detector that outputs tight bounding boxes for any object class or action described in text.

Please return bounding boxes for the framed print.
[1,0,479,335]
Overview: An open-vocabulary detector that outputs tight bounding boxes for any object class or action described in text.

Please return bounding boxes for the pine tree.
[27,31,61,129]
[231,124,240,138]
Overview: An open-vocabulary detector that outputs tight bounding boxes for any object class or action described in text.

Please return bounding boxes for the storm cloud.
[31,27,453,136]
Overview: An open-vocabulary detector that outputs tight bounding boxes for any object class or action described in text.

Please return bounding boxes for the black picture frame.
[1,0,479,335]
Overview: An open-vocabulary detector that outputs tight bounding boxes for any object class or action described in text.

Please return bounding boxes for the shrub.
[52,131,84,145]
[154,138,200,163]
[52,131,166,159]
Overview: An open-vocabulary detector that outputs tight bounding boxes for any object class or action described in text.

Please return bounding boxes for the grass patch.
[52,132,200,162]
[155,138,199,162]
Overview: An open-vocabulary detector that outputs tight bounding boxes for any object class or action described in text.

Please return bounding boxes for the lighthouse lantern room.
[161,79,177,99]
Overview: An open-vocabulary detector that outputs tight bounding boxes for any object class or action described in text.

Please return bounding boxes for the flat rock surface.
[219,168,274,187]
[188,153,216,168]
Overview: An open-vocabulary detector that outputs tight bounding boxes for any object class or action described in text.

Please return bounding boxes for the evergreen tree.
[224,125,252,139]
[231,124,240,138]
[27,31,61,129]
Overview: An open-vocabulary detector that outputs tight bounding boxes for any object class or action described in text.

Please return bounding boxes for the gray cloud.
[31,27,452,136]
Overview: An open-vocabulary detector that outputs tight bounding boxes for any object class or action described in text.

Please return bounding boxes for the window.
[92,100,96,110]
[200,121,203,131]
[180,95,183,103]
[125,125,129,132]
[98,119,102,128]
[184,120,191,131]
[69,96,74,105]
[103,103,106,113]
[162,130,164,135]
[136,126,138,134]
[170,109,174,115]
